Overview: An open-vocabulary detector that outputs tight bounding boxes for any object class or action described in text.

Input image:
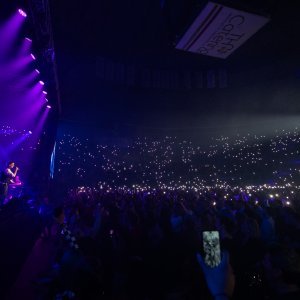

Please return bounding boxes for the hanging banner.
[176,1,270,59]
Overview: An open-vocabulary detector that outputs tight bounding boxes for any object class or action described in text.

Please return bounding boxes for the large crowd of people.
[2,126,300,299]
[36,186,300,299]
[56,128,300,190]
[30,128,300,299]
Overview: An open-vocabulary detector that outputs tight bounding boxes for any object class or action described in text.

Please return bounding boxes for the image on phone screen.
[203,231,221,267]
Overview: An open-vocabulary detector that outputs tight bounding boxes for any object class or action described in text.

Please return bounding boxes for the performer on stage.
[0,161,19,206]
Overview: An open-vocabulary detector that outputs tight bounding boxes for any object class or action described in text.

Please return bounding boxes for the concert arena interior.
[1,1,300,299]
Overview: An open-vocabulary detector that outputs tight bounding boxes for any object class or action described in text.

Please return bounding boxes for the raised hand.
[197,251,235,299]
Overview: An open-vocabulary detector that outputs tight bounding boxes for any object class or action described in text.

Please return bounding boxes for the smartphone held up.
[202,231,221,268]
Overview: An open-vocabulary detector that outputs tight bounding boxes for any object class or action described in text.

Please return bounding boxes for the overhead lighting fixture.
[18,9,27,18]
[46,105,51,109]
[30,53,36,60]
[39,80,45,85]
[35,69,40,74]
[25,37,32,43]
[42,91,47,95]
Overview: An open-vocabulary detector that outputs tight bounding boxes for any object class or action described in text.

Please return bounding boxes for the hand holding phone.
[197,251,235,299]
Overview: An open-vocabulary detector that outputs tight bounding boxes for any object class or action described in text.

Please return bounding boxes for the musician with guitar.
[0,161,19,207]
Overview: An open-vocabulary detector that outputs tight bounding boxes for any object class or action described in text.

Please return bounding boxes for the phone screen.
[202,231,221,267]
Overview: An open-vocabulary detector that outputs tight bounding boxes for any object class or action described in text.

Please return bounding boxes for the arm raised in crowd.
[197,251,235,300]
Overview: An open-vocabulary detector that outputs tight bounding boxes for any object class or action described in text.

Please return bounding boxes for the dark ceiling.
[51,0,300,70]
[1,0,300,130]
